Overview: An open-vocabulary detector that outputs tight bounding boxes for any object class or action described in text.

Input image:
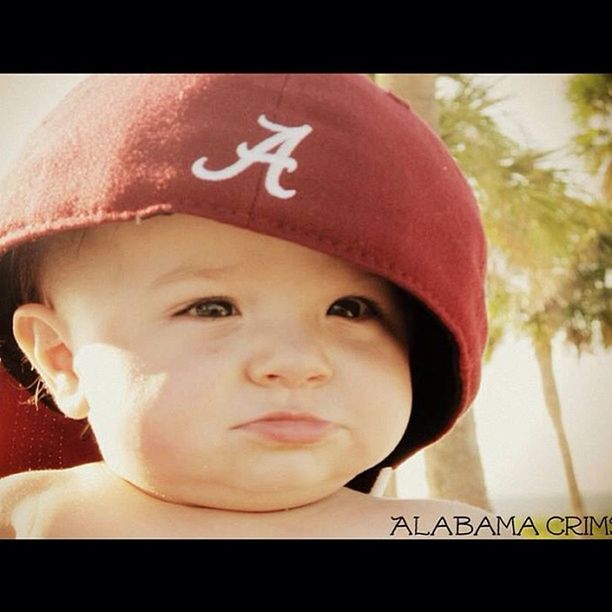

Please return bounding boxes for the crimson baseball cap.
[0,74,488,492]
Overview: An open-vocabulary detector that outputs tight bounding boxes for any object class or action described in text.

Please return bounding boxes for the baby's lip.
[232,411,338,444]
[235,411,332,427]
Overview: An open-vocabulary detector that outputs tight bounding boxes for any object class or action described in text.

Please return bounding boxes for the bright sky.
[1,74,610,513]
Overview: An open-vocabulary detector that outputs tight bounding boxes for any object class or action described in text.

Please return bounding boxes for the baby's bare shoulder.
[0,469,62,538]
[0,464,104,538]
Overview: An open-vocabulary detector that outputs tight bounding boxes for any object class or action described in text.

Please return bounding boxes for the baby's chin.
[123,466,353,512]
[109,449,365,509]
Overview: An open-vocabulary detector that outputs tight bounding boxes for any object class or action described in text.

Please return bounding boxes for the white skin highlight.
[28,213,413,511]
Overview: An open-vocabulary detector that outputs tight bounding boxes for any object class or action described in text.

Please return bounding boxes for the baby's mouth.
[232,411,337,444]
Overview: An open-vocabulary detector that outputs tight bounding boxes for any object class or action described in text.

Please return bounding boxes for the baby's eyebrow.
[147,262,385,291]
[147,264,237,290]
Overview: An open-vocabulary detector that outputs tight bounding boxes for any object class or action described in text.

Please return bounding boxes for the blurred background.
[1,74,610,521]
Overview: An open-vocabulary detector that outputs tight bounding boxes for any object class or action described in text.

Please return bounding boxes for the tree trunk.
[423,411,491,509]
[375,74,491,509]
[383,468,397,497]
[533,334,585,516]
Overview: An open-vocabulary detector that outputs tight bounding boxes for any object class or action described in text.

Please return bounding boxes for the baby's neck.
[85,462,373,538]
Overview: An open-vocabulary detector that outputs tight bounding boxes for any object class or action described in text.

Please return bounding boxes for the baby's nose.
[245,329,333,389]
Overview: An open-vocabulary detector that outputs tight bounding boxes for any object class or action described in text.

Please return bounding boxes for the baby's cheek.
[74,343,162,405]
[344,344,412,459]
[73,343,225,471]
[72,343,169,454]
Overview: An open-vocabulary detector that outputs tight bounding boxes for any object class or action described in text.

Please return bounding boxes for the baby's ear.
[12,303,89,420]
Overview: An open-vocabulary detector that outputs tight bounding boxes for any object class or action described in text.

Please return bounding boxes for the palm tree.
[567,74,612,203]
[439,75,611,516]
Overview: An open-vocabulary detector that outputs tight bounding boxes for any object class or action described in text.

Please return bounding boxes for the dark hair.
[0,239,59,411]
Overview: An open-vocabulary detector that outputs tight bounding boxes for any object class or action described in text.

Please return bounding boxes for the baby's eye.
[182,298,236,318]
[327,296,381,320]
[177,296,382,321]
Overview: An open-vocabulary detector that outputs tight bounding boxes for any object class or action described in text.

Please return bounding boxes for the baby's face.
[37,214,412,510]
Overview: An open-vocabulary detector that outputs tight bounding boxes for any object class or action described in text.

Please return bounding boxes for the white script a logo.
[191,114,313,200]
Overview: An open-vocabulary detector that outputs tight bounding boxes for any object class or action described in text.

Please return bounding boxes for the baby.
[0,74,491,538]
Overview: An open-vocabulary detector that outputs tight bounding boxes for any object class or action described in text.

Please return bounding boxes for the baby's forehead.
[45,214,392,289]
